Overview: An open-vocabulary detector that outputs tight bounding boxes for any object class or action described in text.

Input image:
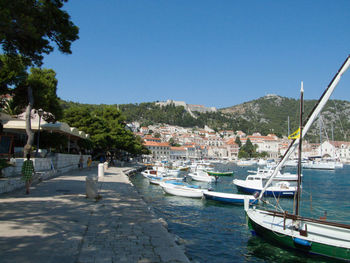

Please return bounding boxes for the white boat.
[302,159,336,170]
[203,190,257,205]
[147,176,183,185]
[159,181,204,198]
[141,169,166,178]
[187,171,216,182]
[247,167,300,181]
[233,173,297,197]
[236,159,257,166]
[152,166,182,176]
[245,56,350,261]
[257,159,267,166]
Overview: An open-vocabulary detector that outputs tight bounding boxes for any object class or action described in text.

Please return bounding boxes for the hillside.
[60,95,350,141]
[220,94,350,141]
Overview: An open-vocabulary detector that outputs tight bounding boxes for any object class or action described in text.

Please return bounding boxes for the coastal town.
[2,1,350,263]
[129,122,350,163]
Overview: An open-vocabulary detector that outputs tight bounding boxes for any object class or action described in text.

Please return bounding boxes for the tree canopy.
[13,68,63,121]
[0,0,79,66]
[62,105,150,155]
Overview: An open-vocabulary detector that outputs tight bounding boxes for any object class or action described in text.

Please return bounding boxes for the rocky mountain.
[219,94,350,141]
[60,95,350,141]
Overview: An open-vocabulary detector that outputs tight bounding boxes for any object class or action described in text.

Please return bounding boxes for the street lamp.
[36,109,44,157]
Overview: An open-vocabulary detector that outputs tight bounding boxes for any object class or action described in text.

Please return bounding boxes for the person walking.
[21,153,35,194]
[87,156,92,169]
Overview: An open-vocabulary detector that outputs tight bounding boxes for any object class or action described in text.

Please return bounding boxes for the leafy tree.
[0,98,21,116]
[14,68,63,120]
[154,133,161,138]
[62,105,149,155]
[235,136,242,147]
[0,55,28,95]
[239,138,256,158]
[0,0,79,66]
[12,68,63,155]
[1,1,78,155]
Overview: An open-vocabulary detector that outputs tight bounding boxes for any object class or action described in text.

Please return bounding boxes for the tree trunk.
[24,85,34,157]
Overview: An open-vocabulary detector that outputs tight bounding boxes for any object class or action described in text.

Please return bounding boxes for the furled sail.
[258,56,350,199]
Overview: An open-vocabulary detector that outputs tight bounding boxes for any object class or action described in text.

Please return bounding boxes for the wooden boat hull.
[246,208,350,261]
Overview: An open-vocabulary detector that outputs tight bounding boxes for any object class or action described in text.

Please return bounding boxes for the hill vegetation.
[60,95,350,142]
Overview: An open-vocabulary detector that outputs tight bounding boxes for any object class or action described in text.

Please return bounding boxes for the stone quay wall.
[0,154,92,194]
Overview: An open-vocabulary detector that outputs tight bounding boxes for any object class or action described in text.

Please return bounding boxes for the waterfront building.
[170,146,187,160]
[240,134,279,158]
[143,141,170,160]
[226,138,239,160]
[207,145,228,159]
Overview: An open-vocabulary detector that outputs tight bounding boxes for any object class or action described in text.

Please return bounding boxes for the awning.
[2,118,89,139]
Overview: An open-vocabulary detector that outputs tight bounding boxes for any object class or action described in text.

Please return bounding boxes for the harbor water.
[130,164,350,263]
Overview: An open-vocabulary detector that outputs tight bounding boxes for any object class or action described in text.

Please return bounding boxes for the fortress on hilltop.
[156,100,217,118]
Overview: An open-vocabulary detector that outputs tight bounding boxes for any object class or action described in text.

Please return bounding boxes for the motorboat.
[247,167,300,181]
[233,173,297,197]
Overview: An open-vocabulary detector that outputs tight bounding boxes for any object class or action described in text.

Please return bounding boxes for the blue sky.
[43,0,350,109]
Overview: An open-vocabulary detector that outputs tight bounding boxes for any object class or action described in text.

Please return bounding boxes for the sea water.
[130,164,350,263]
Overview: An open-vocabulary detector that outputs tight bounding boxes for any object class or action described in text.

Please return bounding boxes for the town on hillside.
[127,122,350,163]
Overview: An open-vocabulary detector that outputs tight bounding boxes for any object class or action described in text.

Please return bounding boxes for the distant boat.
[302,159,335,170]
[203,190,257,205]
[237,159,257,166]
[257,159,267,166]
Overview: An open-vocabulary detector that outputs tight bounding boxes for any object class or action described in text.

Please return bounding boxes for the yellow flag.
[288,128,300,139]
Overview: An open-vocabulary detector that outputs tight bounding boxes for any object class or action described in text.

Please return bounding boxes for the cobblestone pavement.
[0,166,190,263]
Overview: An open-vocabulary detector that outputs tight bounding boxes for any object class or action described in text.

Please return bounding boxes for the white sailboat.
[244,56,350,261]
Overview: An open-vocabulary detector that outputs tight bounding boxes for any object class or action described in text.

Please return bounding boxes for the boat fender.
[253,191,259,199]
[293,237,311,247]
[250,230,257,236]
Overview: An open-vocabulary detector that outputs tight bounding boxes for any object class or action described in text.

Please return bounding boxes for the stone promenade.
[0,165,190,263]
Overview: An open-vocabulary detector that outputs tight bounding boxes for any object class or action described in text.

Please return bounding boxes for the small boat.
[147,176,182,185]
[187,171,216,182]
[203,190,257,205]
[257,159,267,166]
[236,159,257,166]
[141,169,166,178]
[153,166,182,176]
[207,171,234,176]
[159,181,204,198]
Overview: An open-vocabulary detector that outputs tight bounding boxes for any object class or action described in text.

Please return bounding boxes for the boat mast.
[295,82,304,216]
[258,55,350,200]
